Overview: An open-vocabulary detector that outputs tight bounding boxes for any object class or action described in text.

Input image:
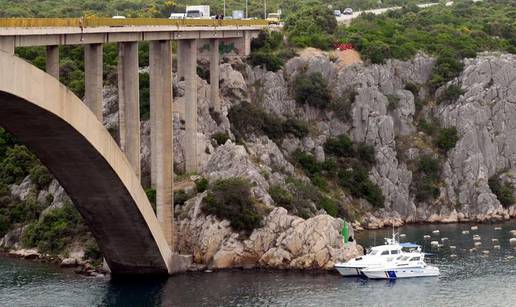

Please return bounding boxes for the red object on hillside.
[336,43,353,51]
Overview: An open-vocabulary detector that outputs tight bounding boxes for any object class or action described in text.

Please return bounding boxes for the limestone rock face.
[175,202,362,270]
[437,53,516,221]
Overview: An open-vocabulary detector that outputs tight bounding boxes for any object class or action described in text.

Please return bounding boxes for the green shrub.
[386,94,400,111]
[212,132,230,146]
[404,83,419,96]
[440,84,465,103]
[412,155,441,202]
[228,102,283,141]
[329,89,357,123]
[29,165,52,189]
[145,188,156,212]
[435,127,459,152]
[84,241,102,262]
[0,145,37,185]
[269,185,293,210]
[202,178,262,232]
[282,118,309,138]
[324,134,354,158]
[293,72,331,108]
[488,175,514,208]
[248,51,284,72]
[195,177,209,193]
[294,151,321,176]
[338,163,384,208]
[320,197,338,217]
[356,143,376,166]
[22,202,87,254]
[174,190,189,206]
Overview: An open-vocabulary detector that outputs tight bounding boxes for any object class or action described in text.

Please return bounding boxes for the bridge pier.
[210,39,221,114]
[84,43,103,121]
[0,37,14,54]
[180,39,199,173]
[149,40,174,247]
[45,46,59,79]
[118,42,141,180]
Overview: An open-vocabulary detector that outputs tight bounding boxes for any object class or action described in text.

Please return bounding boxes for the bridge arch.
[0,51,172,275]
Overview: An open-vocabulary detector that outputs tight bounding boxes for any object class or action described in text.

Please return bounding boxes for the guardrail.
[0,17,269,28]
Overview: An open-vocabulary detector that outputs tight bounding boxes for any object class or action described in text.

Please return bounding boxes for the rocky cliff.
[2,51,516,271]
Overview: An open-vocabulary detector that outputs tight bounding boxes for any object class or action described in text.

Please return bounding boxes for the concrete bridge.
[0,18,265,274]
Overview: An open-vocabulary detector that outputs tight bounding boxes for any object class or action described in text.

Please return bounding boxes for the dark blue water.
[1,221,516,306]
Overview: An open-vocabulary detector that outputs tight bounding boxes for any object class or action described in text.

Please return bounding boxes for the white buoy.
[450,254,457,258]
[473,235,481,241]
[510,230,516,236]
[431,241,439,247]
[494,245,501,250]
[450,245,456,250]
[432,230,440,235]
[494,226,502,230]
[469,248,477,253]
[471,226,478,231]
[474,241,482,247]
[507,255,515,260]
[441,237,449,242]
[510,238,516,246]
[462,230,470,235]
[424,235,431,239]
[492,238,499,244]
[482,250,490,255]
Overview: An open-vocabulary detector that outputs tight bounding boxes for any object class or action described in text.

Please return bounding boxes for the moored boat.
[361,252,440,279]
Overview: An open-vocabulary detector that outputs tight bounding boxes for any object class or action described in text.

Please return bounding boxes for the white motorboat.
[335,233,404,277]
[361,252,440,279]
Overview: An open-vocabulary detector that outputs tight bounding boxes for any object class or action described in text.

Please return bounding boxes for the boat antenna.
[373,232,376,246]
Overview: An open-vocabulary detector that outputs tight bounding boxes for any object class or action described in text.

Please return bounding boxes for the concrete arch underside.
[0,51,172,275]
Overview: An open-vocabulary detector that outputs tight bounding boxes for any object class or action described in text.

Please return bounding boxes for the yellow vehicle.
[266,13,280,25]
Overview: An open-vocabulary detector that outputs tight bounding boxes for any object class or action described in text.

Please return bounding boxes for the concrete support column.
[180,39,198,173]
[0,37,14,54]
[149,40,174,247]
[46,45,59,79]
[117,42,141,180]
[176,41,185,80]
[84,43,103,121]
[209,39,220,114]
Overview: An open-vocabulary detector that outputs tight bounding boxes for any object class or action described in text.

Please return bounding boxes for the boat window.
[410,257,420,261]
[396,255,404,260]
[369,250,378,255]
[381,250,389,255]
[390,250,399,254]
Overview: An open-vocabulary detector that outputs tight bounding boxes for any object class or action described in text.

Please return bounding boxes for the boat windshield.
[410,257,421,261]
[369,250,379,255]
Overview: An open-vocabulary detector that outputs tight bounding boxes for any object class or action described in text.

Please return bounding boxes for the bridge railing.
[0,17,269,28]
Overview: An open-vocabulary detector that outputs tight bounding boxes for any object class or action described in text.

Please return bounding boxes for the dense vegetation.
[228,102,309,142]
[488,174,515,208]
[202,177,264,232]
[338,1,515,86]
[0,0,433,18]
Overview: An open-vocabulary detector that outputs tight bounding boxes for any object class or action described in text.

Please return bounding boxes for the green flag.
[342,222,349,244]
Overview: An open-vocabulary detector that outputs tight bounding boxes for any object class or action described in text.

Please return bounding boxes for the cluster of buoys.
[462,230,470,235]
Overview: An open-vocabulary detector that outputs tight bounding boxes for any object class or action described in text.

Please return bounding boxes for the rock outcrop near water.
[3,50,516,271]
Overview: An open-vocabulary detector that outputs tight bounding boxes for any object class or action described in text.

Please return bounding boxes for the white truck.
[185,5,210,19]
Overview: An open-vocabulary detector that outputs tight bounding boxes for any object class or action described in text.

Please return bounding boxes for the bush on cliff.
[488,175,514,208]
[228,102,309,142]
[202,177,263,232]
[435,127,459,152]
[293,72,331,108]
[0,145,37,185]
[413,155,441,202]
[338,163,384,208]
[22,202,88,254]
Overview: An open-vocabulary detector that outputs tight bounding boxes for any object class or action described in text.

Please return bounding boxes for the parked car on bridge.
[185,5,210,19]
[334,10,342,17]
[343,8,353,15]
[169,13,185,19]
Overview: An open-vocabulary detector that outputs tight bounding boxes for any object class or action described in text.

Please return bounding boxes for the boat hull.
[335,265,364,277]
[363,266,440,279]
